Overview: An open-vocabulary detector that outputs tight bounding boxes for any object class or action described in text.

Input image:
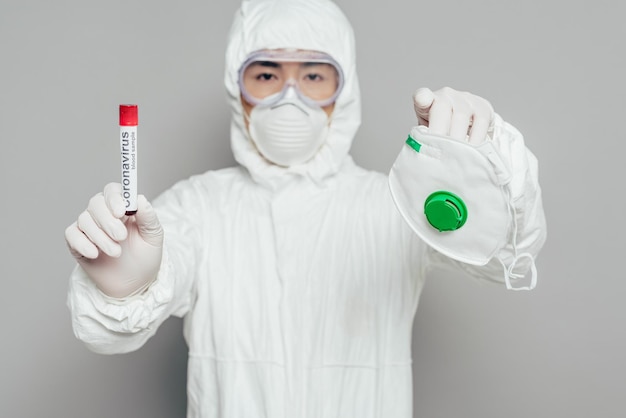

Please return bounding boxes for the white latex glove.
[413,87,495,144]
[65,182,163,299]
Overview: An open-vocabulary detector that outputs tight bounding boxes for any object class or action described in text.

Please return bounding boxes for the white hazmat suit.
[67,0,547,417]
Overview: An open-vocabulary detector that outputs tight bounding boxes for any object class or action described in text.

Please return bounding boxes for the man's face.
[236,49,344,167]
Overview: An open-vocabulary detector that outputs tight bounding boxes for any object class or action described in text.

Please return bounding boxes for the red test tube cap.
[119,104,138,126]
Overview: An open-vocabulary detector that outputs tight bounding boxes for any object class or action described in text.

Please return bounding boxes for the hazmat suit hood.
[225,0,361,189]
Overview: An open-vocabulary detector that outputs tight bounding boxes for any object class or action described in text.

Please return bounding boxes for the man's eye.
[256,73,275,81]
[305,74,323,81]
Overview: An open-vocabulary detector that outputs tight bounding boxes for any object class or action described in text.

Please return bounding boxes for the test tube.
[119,104,138,215]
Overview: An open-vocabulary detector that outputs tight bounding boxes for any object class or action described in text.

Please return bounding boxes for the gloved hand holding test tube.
[64,105,163,299]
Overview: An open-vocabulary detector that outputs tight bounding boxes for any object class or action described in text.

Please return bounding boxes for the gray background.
[1,0,624,417]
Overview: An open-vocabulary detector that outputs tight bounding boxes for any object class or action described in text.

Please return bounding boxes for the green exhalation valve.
[424,191,468,232]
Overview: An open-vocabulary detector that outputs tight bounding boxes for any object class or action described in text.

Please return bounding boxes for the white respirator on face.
[389,126,537,290]
[246,87,330,167]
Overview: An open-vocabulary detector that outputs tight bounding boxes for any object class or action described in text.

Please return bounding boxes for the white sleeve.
[66,177,205,354]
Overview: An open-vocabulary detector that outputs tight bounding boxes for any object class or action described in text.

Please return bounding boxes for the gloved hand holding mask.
[389,86,538,290]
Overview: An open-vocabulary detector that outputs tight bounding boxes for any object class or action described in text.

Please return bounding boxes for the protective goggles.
[238,50,344,108]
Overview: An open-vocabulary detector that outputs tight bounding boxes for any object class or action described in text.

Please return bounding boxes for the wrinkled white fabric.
[67,0,547,417]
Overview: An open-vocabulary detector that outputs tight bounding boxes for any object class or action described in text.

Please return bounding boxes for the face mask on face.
[246,87,330,167]
[389,125,537,291]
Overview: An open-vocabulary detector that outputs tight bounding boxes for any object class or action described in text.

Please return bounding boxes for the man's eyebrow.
[252,61,280,68]
[249,61,330,68]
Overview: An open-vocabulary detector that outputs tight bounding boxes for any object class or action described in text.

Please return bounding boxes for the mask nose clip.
[277,84,318,112]
[283,83,298,99]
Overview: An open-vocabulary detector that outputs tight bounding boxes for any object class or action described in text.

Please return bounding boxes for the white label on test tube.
[119,105,138,215]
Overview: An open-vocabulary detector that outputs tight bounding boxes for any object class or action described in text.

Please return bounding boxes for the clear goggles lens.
[238,50,344,107]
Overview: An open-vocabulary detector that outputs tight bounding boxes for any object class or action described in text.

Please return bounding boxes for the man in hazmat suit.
[65,0,547,417]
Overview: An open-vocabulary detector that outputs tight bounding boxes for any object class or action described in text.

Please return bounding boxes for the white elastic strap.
[498,185,538,291]
[500,252,538,291]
